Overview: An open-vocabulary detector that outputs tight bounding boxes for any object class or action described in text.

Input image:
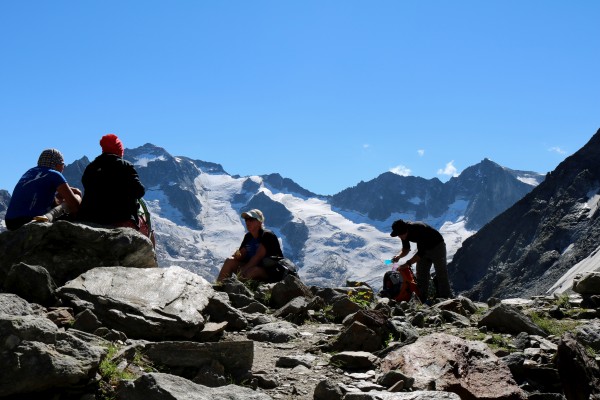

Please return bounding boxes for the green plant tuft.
[529,312,581,336]
[347,289,372,308]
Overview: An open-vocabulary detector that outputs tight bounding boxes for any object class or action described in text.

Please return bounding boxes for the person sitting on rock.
[5,148,82,230]
[77,134,146,232]
[217,209,285,283]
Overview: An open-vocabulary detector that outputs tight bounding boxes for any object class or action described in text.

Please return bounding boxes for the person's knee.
[240,266,267,282]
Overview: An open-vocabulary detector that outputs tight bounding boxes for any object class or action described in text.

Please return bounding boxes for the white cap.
[241,209,264,223]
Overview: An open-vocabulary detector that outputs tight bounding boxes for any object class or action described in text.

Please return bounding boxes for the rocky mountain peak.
[449,128,600,300]
[0,140,545,288]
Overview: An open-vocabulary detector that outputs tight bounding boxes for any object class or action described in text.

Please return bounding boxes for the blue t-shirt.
[5,166,67,220]
[239,228,284,262]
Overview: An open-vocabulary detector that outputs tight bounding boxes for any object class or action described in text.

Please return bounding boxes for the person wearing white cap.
[5,148,81,230]
[216,208,284,282]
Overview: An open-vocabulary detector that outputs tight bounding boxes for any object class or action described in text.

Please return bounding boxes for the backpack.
[115,198,156,248]
[137,198,155,248]
[380,267,420,302]
[263,256,299,283]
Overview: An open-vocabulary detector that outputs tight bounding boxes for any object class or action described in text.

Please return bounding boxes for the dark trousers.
[415,241,453,301]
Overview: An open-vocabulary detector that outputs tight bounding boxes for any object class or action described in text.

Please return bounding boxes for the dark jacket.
[78,153,145,225]
[401,221,445,258]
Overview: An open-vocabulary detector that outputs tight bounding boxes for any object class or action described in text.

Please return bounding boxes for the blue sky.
[1,1,598,196]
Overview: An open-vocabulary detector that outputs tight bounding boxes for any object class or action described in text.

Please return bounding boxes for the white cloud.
[548,146,566,155]
[437,160,459,177]
[390,165,411,176]
[363,144,370,150]
[417,149,425,157]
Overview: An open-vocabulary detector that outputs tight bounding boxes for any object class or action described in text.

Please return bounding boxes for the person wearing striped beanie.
[5,148,81,230]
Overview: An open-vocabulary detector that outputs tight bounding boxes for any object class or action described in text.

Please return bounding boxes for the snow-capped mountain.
[59,144,541,290]
[0,144,541,291]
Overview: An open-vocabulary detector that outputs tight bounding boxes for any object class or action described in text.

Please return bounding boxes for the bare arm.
[245,244,267,269]
[56,183,81,214]
[392,248,410,263]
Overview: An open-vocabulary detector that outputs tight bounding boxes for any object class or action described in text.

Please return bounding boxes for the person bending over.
[390,219,453,302]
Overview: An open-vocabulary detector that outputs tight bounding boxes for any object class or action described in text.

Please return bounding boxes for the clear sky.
[1,1,598,196]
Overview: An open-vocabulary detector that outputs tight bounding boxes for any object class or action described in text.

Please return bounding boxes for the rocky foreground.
[1,221,600,400]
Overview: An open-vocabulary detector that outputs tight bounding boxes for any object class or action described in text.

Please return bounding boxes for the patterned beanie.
[100,134,124,157]
[37,149,64,169]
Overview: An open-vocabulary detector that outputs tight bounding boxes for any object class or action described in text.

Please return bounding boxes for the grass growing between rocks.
[462,330,513,352]
[98,344,156,399]
[99,345,136,386]
[529,312,581,336]
[347,289,373,308]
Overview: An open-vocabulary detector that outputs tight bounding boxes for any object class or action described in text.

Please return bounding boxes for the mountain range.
[0,144,546,291]
[450,128,600,300]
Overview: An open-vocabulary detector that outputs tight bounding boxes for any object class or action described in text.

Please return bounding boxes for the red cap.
[100,134,124,157]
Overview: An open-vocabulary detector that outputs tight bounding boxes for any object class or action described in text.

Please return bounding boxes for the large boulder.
[117,372,273,399]
[143,340,254,383]
[556,332,600,399]
[58,266,213,340]
[573,272,600,295]
[0,294,108,397]
[0,220,157,289]
[381,333,527,400]
[478,303,547,336]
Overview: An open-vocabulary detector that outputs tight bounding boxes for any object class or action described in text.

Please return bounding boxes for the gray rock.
[116,372,273,399]
[247,321,300,343]
[343,391,461,399]
[144,340,254,380]
[240,301,269,314]
[4,263,57,306]
[205,291,249,331]
[513,332,529,350]
[58,266,213,340]
[478,303,547,336]
[329,321,382,352]
[434,296,478,316]
[196,321,228,342]
[0,221,157,287]
[381,333,527,400]
[72,309,103,333]
[0,293,43,316]
[273,296,310,323]
[575,320,600,351]
[270,274,313,309]
[228,292,258,308]
[556,332,600,399]
[377,370,414,390]
[385,319,419,348]
[275,354,316,368]
[0,313,107,397]
[331,296,362,322]
[440,309,471,327]
[573,272,600,295]
[330,351,378,370]
[314,379,343,400]
[216,276,254,296]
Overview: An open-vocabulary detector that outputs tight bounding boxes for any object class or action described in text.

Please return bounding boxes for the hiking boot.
[32,216,50,222]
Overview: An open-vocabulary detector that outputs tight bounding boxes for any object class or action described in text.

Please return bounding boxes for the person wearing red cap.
[5,149,81,230]
[78,134,146,230]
